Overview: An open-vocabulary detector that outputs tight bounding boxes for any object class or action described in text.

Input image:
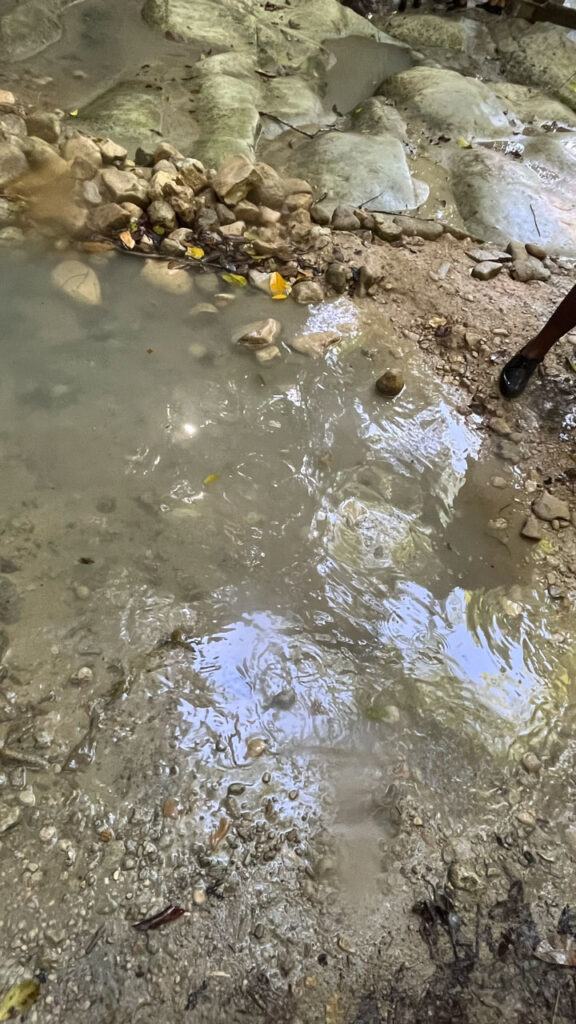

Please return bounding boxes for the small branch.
[529,202,542,237]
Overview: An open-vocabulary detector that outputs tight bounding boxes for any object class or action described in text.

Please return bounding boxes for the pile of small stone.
[467,242,555,284]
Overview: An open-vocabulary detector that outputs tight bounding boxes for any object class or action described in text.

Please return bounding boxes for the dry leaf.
[209,817,230,850]
[119,230,135,249]
[69,109,79,117]
[269,271,291,300]
[203,474,220,485]
[0,980,40,1021]
[428,316,447,328]
[534,934,576,966]
[221,273,247,287]
[457,136,471,148]
[186,246,204,259]
[325,991,343,1024]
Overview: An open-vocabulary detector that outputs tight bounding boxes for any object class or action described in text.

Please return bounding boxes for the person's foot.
[499,351,541,399]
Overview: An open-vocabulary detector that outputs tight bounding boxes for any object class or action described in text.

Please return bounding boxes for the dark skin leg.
[499,282,576,398]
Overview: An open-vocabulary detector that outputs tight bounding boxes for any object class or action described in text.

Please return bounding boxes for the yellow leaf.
[69,109,79,117]
[269,271,291,300]
[570,81,576,92]
[129,219,139,232]
[428,316,447,328]
[0,980,40,1021]
[457,136,471,148]
[203,474,220,485]
[119,230,135,249]
[221,273,247,287]
[186,246,204,259]
[152,225,165,235]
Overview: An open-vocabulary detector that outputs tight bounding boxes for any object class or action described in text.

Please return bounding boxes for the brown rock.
[376,369,405,397]
[101,167,148,206]
[147,199,177,232]
[62,135,102,168]
[525,242,547,261]
[290,331,340,357]
[466,248,511,264]
[52,260,101,305]
[521,752,541,774]
[235,318,281,349]
[489,417,512,437]
[153,141,184,163]
[291,280,324,304]
[395,216,443,241]
[177,158,207,193]
[81,179,102,206]
[98,138,127,164]
[0,141,27,188]
[56,203,88,237]
[0,112,26,137]
[284,193,312,212]
[532,491,570,522]
[373,214,402,243]
[215,202,237,225]
[141,259,192,295]
[90,203,132,235]
[234,199,260,224]
[249,162,289,209]
[218,220,245,237]
[213,154,254,205]
[148,169,178,202]
[20,136,67,174]
[472,261,502,281]
[310,202,331,226]
[510,259,551,283]
[153,159,178,177]
[0,90,15,104]
[121,202,143,219]
[71,156,99,181]
[331,205,361,232]
[506,240,527,261]
[325,262,349,294]
[25,110,61,145]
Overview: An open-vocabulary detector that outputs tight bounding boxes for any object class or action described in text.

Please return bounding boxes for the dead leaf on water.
[0,980,40,1021]
[186,246,204,259]
[203,474,220,485]
[119,230,135,249]
[269,271,291,299]
[69,109,79,117]
[457,136,471,148]
[209,816,230,850]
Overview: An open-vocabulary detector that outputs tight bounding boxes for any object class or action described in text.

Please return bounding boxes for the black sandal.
[499,352,541,399]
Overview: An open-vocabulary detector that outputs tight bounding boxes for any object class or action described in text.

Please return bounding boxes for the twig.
[258,112,340,138]
[530,202,542,237]
[552,988,560,1024]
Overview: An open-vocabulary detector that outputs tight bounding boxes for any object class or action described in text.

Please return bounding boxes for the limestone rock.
[90,203,132,235]
[52,260,102,306]
[395,216,443,240]
[292,280,324,304]
[98,138,128,164]
[331,206,361,232]
[25,110,61,144]
[213,154,254,205]
[235,318,281,349]
[510,258,551,283]
[141,259,192,294]
[147,199,177,231]
[521,515,543,541]
[101,167,148,206]
[466,248,511,264]
[0,0,63,63]
[349,97,408,142]
[0,141,27,188]
[290,331,340,357]
[532,492,570,522]
[380,66,513,138]
[491,20,576,112]
[62,135,103,168]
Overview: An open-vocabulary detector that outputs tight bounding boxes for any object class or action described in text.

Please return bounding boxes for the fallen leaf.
[133,906,185,932]
[428,316,447,328]
[0,980,40,1021]
[119,230,135,249]
[221,273,247,287]
[325,991,343,1024]
[69,109,79,117]
[203,473,220,485]
[186,246,204,259]
[209,817,230,850]
[534,933,576,966]
[146,348,153,355]
[457,136,471,148]
[152,225,165,235]
[269,271,291,300]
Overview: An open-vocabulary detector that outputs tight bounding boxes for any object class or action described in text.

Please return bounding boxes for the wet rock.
[246,737,267,758]
[101,168,148,206]
[448,861,484,892]
[376,369,405,397]
[380,66,512,137]
[349,96,408,142]
[189,302,218,318]
[141,259,192,295]
[489,417,512,438]
[310,202,331,226]
[25,110,61,144]
[147,199,177,232]
[73,583,90,600]
[19,786,35,807]
[0,804,20,833]
[521,751,541,774]
[292,280,324,305]
[0,141,28,189]
[325,263,349,293]
[532,492,570,522]
[395,216,443,241]
[491,20,576,112]
[471,261,502,281]
[254,345,280,364]
[290,331,340,358]
[510,259,551,283]
[236,318,281,349]
[82,179,103,206]
[90,202,132,236]
[331,206,361,232]
[52,260,102,306]
[268,131,424,213]
[521,515,543,541]
[0,197,18,227]
[466,248,511,264]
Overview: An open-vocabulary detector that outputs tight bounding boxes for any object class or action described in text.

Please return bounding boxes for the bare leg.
[499,282,576,398]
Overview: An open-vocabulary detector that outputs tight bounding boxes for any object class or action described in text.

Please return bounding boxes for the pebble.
[325,262,349,294]
[466,248,511,264]
[73,584,91,600]
[52,260,102,306]
[516,810,536,829]
[331,206,361,232]
[76,666,94,683]
[192,887,206,906]
[291,280,324,305]
[227,782,245,796]
[489,417,512,437]
[490,476,507,489]
[40,826,56,842]
[236,318,281,349]
[375,369,405,397]
[471,261,502,281]
[141,259,192,295]
[247,738,267,758]
[521,752,541,774]
[290,331,340,358]
[19,787,36,806]
[448,862,483,892]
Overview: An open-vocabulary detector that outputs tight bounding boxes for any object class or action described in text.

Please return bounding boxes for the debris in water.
[0,979,40,1021]
[133,905,186,932]
[210,816,230,850]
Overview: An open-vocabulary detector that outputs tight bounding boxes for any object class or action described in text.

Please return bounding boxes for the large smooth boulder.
[0,0,67,62]
[492,82,576,127]
[491,20,576,112]
[77,80,197,154]
[451,144,576,253]
[385,13,494,56]
[265,130,426,212]
[379,66,515,138]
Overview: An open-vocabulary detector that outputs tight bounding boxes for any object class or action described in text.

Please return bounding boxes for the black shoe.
[499,352,541,399]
